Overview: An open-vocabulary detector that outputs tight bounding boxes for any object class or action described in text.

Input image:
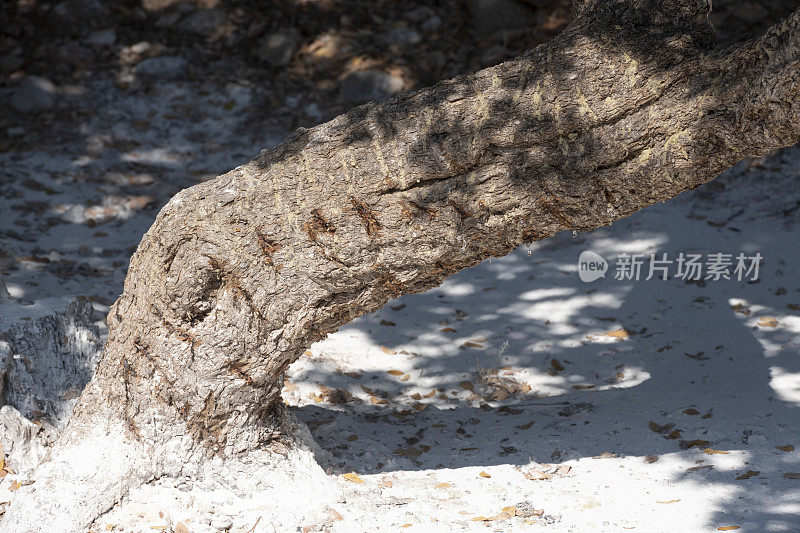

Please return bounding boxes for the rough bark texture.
[5,0,800,530]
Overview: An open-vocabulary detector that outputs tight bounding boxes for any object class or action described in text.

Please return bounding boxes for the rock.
[85,28,116,47]
[469,0,538,35]
[0,296,102,474]
[52,0,106,25]
[380,27,422,47]
[133,56,187,79]
[0,52,23,74]
[406,6,436,23]
[10,76,57,114]
[422,16,443,33]
[256,30,297,66]
[179,9,226,36]
[51,41,94,67]
[339,70,404,105]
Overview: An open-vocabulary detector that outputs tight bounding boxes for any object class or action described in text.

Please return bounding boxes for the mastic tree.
[5,0,800,530]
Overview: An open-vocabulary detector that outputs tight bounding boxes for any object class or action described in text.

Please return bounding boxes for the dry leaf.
[735,470,760,480]
[649,421,675,434]
[412,403,427,411]
[462,341,484,349]
[657,499,680,504]
[460,381,474,392]
[380,345,395,355]
[683,408,700,415]
[471,516,492,522]
[572,384,595,390]
[717,527,740,531]
[342,472,366,484]
[387,370,404,376]
[757,316,779,327]
[782,472,800,479]
[515,421,535,430]
[524,470,552,481]
[594,451,619,459]
[776,445,795,452]
[347,434,358,442]
[501,506,517,517]
[424,389,436,398]
[703,448,731,455]
[440,327,457,332]
[478,471,491,478]
[8,480,20,492]
[435,482,451,489]
[550,359,565,372]
[682,439,711,449]
[401,374,410,381]
[174,523,191,533]
[604,328,631,339]
[370,396,388,405]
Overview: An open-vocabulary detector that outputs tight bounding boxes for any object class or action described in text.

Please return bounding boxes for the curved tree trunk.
[6,0,800,530]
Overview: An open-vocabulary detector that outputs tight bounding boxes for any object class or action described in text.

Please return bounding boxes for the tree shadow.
[290,158,800,528]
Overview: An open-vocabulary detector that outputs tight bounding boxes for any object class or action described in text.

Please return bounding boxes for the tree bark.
[5,0,800,530]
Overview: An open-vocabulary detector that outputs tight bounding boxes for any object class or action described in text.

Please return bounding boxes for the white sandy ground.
[1,75,800,532]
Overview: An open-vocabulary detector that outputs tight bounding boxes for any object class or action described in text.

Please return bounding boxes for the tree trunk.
[6,0,800,529]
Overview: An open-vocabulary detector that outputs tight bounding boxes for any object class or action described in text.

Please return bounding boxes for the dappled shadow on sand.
[291,157,800,529]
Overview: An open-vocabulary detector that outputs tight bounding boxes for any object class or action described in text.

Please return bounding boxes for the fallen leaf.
[644,454,659,463]
[686,465,714,474]
[471,516,492,522]
[435,482,452,489]
[380,345,395,355]
[515,420,535,430]
[524,470,552,481]
[657,499,680,504]
[440,327,457,332]
[462,341,484,349]
[387,370,404,376]
[683,408,700,415]
[604,328,631,339]
[782,473,800,479]
[501,506,517,517]
[347,434,359,442]
[572,384,595,390]
[412,403,426,411]
[550,359,565,371]
[703,448,731,455]
[776,445,795,452]
[424,389,436,398]
[370,396,388,405]
[8,480,20,492]
[682,440,711,449]
[593,451,619,459]
[757,316,779,327]
[735,470,760,480]
[478,471,491,478]
[717,527,740,531]
[649,421,675,434]
[460,381,474,392]
[342,472,366,484]
[380,320,396,326]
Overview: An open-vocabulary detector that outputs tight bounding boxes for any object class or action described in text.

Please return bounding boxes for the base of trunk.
[2,401,336,532]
